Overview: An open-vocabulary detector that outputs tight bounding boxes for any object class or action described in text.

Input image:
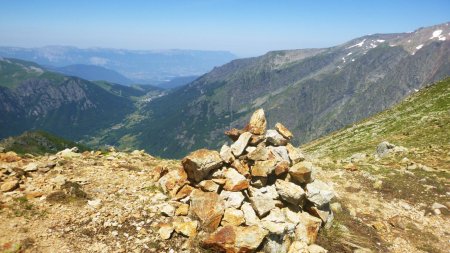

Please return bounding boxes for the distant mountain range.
[0,46,236,84]
[47,64,134,85]
[91,22,450,158]
[1,23,449,159]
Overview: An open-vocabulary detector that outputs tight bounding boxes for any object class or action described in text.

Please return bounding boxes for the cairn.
[157,109,335,252]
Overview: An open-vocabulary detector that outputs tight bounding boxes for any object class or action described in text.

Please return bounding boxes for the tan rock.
[295,212,322,244]
[230,132,252,156]
[220,144,235,164]
[173,220,198,238]
[190,189,225,232]
[198,180,220,192]
[1,179,19,192]
[269,146,291,163]
[23,162,38,172]
[221,208,245,226]
[249,134,266,146]
[248,185,279,199]
[308,244,328,253]
[288,241,309,253]
[175,203,190,216]
[149,165,168,181]
[158,223,174,240]
[275,179,306,205]
[275,122,293,139]
[160,203,176,217]
[247,146,271,161]
[223,168,249,191]
[174,184,195,200]
[158,167,188,197]
[231,159,250,177]
[246,108,267,135]
[286,143,305,164]
[289,161,314,184]
[306,180,335,207]
[275,161,290,176]
[241,202,260,226]
[202,225,268,252]
[266,129,289,146]
[182,149,223,182]
[220,190,245,209]
[250,196,276,217]
[251,159,277,177]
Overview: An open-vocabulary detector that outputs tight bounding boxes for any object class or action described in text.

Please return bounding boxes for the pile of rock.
[157,109,335,253]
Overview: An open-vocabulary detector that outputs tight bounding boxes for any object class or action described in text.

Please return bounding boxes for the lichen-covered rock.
[220,190,245,209]
[295,212,322,245]
[220,144,235,164]
[251,159,277,177]
[247,146,272,161]
[286,143,305,164]
[190,189,225,232]
[241,202,260,226]
[198,180,220,192]
[182,149,223,182]
[173,219,198,238]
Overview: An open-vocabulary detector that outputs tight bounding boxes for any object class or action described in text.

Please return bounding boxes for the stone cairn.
[157,109,335,253]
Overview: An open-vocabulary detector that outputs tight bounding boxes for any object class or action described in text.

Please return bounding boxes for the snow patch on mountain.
[347,39,366,49]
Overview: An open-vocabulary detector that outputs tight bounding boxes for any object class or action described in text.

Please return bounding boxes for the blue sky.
[0,0,449,56]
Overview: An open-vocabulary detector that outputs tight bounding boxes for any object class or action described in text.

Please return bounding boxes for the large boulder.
[190,189,225,232]
[182,149,223,182]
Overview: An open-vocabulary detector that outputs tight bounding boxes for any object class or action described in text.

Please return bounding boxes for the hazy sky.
[1,0,449,56]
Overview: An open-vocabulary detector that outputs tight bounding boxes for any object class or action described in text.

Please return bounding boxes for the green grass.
[304,77,450,170]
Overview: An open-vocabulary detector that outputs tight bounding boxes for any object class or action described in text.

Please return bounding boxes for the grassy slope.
[0,130,90,155]
[303,77,450,170]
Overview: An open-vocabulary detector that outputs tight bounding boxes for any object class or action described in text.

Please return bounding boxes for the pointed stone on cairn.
[157,108,335,252]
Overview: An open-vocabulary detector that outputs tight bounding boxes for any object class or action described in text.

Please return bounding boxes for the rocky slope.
[96,22,450,158]
[0,58,162,140]
[0,110,338,253]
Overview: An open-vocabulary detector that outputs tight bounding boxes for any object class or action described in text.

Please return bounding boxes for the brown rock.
[289,161,314,184]
[249,134,266,146]
[182,149,223,182]
[223,168,249,191]
[173,220,198,238]
[230,132,252,156]
[158,167,188,197]
[295,212,322,244]
[245,108,267,135]
[286,143,305,164]
[174,184,195,200]
[0,151,21,162]
[247,146,271,161]
[202,225,268,252]
[149,165,168,181]
[1,179,19,192]
[225,128,243,141]
[198,180,220,192]
[190,189,225,232]
[175,203,190,216]
[343,163,358,171]
[231,159,250,177]
[251,160,277,177]
[221,208,245,226]
[275,122,293,139]
[275,161,290,176]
